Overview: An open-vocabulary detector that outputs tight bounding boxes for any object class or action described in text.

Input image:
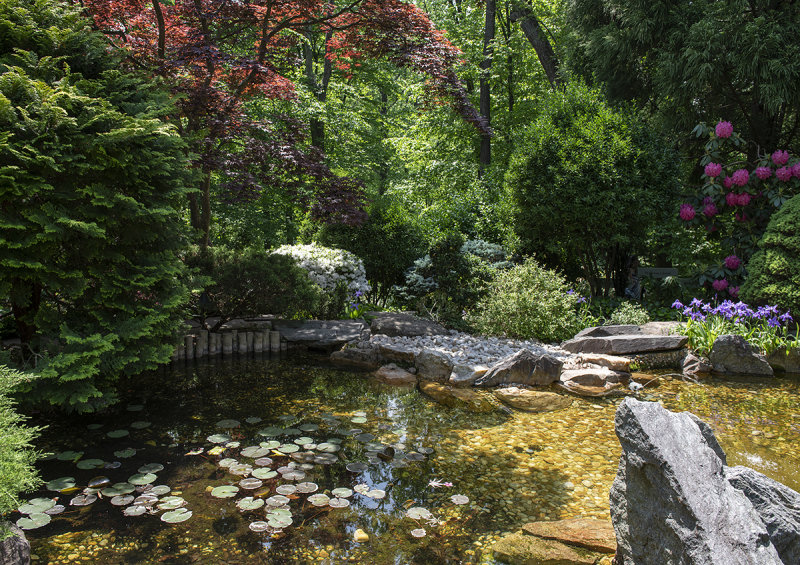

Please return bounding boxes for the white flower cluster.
[272,243,371,295]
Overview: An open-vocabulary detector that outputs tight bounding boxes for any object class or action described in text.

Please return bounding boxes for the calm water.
[21,353,800,564]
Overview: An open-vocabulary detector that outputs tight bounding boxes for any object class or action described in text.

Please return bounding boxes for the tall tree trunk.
[510,1,562,89]
[304,30,333,151]
[479,0,496,171]
[378,89,389,195]
[200,174,211,249]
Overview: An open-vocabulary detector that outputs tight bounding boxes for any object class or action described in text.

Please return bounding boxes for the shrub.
[469,258,580,343]
[272,244,370,295]
[184,246,324,329]
[608,301,651,326]
[740,193,800,316]
[0,366,42,539]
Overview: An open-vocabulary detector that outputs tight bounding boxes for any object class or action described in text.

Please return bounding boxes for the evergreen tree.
[0,0,194,411]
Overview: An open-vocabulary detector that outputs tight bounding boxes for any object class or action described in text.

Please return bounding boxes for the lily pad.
[110,495,135,506]
[405,453,426,462]
[259,440,280,450]
[225,441,241,449]
[254,457,274,467]
[298,423,319,432]
[277,444,299,454]
[130,421,151,429]
[19,498,56,515]
[107,429,130,439]
[406,507,433,520]
[101,483,135,497]
[282,428,301,436]
[138,463,165,474]
[56,450,84,461]
[315,454,339,466]
[251,469,278,480]
[295,482,318,494]
[241,446,270,458]
[208,446,225,456]
[133,494,158,505]
[216,419,241,429]
[245,416,262,424]
[210,485,239,499]
[275,484,297,496]
[128,473,157,486]
[150,485,171,496]
[229,464,253,476]
[266,508,292,518]
[239,478,263,490]
[355,433,376,443]
[266,495,290,507]
[236,497,264,511]
[44,505,65,516]
[282,470,305,482]
[418,447,434,455]
[410,528,427,538]
[70,494,97,507]
[257,426,282,437]
[17,513,51,530]
[219,458,238,468]
[278,415,296,422]
[249,521,269,532]
[353,484,370,494]
[307,494,330,507]
[126,404,144,412]
[294,436,314,446]
[46,477,76,492]
[366,489,386,499]
[123,505,147,516]
[350,416,367,424]
[86,423,104,430]
[267,515,293,529]
[114,448,137,459]
[161,508,192,523]
[346,462,368,473]
[450,494,469,505]
[328,497,350,508]
[331,488,353,498]
[158,496,186,510]
[207,433,232,444]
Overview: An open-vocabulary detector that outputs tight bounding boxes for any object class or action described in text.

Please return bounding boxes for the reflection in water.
[24,355,800,564]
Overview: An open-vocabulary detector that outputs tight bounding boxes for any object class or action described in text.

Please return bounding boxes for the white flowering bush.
[272,244,371,295]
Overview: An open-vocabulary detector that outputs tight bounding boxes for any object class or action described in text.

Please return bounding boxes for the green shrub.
[0,366,42,538]
[469,258,580,342]
[608,301,651,326]
[741,193,800,316]
[184,246,324,329]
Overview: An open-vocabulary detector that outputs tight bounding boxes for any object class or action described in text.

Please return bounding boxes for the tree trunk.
[304,30,333,151]
[510,1,562,89]
[479,0,496,170]
[200,174,211,249]
[378,89,389,195]
[11,280,41,346]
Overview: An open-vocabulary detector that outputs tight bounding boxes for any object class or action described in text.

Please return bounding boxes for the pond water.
[22,353,800,564]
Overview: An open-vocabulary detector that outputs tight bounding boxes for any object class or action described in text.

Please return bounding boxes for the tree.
[82,0,488,247]
[0,0,193,411]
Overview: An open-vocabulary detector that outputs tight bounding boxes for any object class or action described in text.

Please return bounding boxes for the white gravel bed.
[369,332,572,368]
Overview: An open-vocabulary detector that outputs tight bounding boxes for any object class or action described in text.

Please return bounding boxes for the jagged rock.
[474,350,563,387]
[0,523,30,565]
[766,347,800,375]
[610,398,782,565]
[574,354,631,372]
[419,381,494,412]
[683,351,713,378]
[559,367,629,387]
[448,364,488,387]
[415,349,453,383]
[374,365,417,386]
[561,334,688,355]
[494,388,572,413]
[726,466,800,564]
[522,518,617,554]
[369,312,447,337]
[491,532,599,565]
[377,343,417,364]
[330,345,380,370]
[709,334,774,376]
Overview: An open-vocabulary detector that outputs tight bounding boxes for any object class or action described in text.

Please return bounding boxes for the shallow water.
[22,354,800,564]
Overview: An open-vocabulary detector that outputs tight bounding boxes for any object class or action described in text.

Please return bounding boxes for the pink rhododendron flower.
[735,212,748,222]
[679,203,696,221]
[729,286,739,298]
[726,192,738,206]
[715,121,733,138]
[776,166,792,182]
[755,166,772,180]
[723,176,734,188]
[703,203,718,217]
[737,192,751,206]
[724,255,741,270]
[793,163,800,178]
[731,169,749,186]
[704,162,722,178]
[712,279,729,292]
[772,150,790,166]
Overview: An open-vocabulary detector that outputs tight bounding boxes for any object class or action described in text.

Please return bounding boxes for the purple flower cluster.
[673,298,793,327]
[679,203,696,221]
[715,121,734,138]
[704,162,722,178]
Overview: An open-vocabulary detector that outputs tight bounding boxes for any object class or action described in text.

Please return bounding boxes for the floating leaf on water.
[251,469,278,480]
[295,482,318,494]
[327,438,343,444]
[87,476,111,489]
[406,507,433,520]
[282,428,301,436]
[225,441,241,449]
[56,451,83,461]
[350,417,367,424]
[266,495,290,507]
[291,452,315,464]
[353,484,370,495]
[241,446,270,458]
[150,485,171,496]
[316,443,340,454]
[254,457,274,467]
[219,458,238,468]
[126,404,144,412]
[110,495,135,506]
[294,437,314,446]
[418,447,434,455]
[130,421,151,429]
[19,498,56,515]
[138,463,165,474]
[114,448,137,459]
[281,470,305,482]
[229,464,253,477]
[86,423,104,430]
[307,494,330,507]
[17,513,51,530]
[366,489,386,500]
[239,478,263,490]
[207,433,232,444]
[245,416,262,424]
[297,423,318,432]
[44,505,65,516]
[278,415,296,422]
[346,462,368,473]
[216,419,241,429]
[123,505,147,517]
[410,528,426,538]
[328,497,350,508]
[325,484,353,499]
[267,515,293,529]
[158,496,186,510]
[277,444,299,454]
[257,426,282,437]
[353,410,367,417]
[104,461,122,470]
[161,508,192,523]
[208,446,225,456]
[210,485,239,499]
[107,429,129,439]
[355,433,375,443]
[249,521,269,532]
[236,497,264,511]
[266,508,292,518]
[128,473,157,486]
[47,477,76,492]
[275,484,296,496]
[450,494,469,505]
[259,440,280,450]
[133,494,158,505]
[405,453,426,462]
[101,482,135,497]
[70,494,97,507]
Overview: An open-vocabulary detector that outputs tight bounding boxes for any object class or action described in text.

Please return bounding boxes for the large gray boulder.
[709,334,774,376]
[726,466,800,564]
[610,398,782,565]
[766,347,800,375]
[0,523,30,565]
[369,313,447,337]
[415,349,453,382]
[473,349,562,387]
[562,334,688,355]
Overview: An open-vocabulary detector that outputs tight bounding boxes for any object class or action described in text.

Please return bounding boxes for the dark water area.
[18,353,800,564]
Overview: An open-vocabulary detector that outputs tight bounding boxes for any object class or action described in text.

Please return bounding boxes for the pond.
[21,353,800,564]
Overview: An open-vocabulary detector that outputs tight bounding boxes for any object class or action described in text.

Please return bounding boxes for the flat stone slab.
[560,367,628,387]
[561,334,688,355]
[522,518,617,554]
[492,532,599,565]
[374,365,417,386]
[494,388,573,413]
[369,312,447,337]
[558,381,623,397]
[571,353,630,372]
[271,320,367,344]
